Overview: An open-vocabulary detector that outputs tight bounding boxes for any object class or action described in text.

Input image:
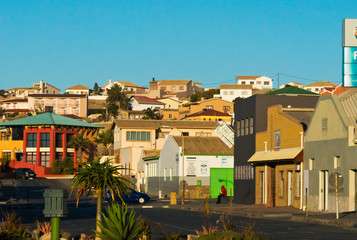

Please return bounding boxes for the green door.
[210,168,234,198]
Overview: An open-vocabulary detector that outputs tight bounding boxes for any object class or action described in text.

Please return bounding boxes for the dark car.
[14,168,36,179]
[105,188,150,204]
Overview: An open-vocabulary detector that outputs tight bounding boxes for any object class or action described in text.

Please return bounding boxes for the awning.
[248,148,303,163]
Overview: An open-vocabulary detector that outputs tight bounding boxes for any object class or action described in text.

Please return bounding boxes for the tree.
[142,107,160,120]
[70,160,131,239]
[95,129,114,155]
[0,107,6,116]
[106,84,128,110]
[190,89,220,102]
[233,97,243,103]
[68,133,90,163]
[0,89,7,98]
[107,104,119,119]
[93,82,100,95]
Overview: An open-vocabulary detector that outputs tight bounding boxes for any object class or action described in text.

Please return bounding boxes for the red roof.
[133,96,165,105]
[61,114,83,120]
[186,109,231,118]
[320,84,352,96]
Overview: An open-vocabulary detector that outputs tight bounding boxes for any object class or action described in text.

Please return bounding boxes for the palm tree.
[71,160,131,239]
[95,129,114,155]
[106,84,128,110]
[142,107,160,119]
[68,133,90,163]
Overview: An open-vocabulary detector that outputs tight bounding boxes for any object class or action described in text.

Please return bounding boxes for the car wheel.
[138,197,145,204]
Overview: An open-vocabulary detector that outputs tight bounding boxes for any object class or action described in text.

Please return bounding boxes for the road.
[1,178,357,239]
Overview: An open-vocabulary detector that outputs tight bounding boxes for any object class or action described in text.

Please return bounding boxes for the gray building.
[304,89,357,212]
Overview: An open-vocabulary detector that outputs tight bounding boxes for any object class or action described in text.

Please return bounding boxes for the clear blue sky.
[0,1,356,91]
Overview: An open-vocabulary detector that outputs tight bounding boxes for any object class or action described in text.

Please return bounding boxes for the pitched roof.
[112,119,217,129]
[173,136,234,155]
[320,84,352,96]
[132,96,165,105]
[248,148,302,163]
[336,88,357,130]
[186,109,231,118]
[282,108,315,126]
[266,85,318,96]
[28,94,87,98]
[158,80,192,85]
[0,98,28,103]
[65,84,91,90]
[102,81,143,89]
[0,112,102,128]
[220,84,252,90]
[237,76,261,80]
[304,81,338,88]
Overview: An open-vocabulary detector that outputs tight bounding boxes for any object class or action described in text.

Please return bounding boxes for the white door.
[324,171,328,211]
[288,171,293,206]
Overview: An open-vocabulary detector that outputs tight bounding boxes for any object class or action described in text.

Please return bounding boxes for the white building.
[128,96,165,111]
[303,81,338,94]
[214,84,253,102]
[279,82,304,89]
[65,84,91,95]
[101,79,145,95]
[236,76,273,89]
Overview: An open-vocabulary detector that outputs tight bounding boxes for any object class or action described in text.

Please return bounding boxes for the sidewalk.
[154,197,357,230]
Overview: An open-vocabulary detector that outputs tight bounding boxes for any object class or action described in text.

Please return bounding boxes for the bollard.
[170,192,177,205]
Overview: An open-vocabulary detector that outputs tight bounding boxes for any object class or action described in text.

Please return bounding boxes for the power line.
[279,72,340,84]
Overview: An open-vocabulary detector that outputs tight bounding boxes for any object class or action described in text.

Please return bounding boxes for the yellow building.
[184,109,232,124]
[179,98,234,119]
[0,127,24,162]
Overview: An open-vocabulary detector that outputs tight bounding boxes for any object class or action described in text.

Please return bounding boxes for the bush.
[51,157,74,175]
[0,211,31,240]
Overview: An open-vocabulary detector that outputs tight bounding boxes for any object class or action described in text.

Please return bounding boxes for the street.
[1,179,357,239]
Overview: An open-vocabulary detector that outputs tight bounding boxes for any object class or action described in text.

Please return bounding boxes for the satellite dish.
[329,172,344,187]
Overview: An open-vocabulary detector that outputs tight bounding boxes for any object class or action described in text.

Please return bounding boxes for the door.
[260,171,265,204]
[288,171,293,206]
[320,170,328,211]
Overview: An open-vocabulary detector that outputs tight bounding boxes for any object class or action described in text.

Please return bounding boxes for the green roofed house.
[0,112,102,177]
[266,85,318,96]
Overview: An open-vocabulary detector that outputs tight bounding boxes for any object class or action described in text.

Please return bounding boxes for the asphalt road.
[1,179,357,239]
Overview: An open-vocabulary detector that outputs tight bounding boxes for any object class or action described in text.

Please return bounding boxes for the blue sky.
[0,1,356,91]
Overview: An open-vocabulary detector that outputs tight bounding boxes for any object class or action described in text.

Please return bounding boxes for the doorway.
[320,170,329,211]
[288,171,293,206]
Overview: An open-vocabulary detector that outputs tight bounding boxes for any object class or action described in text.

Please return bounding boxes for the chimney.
[40,80,44,93]
[109,79,112,83]
[152,77,155,82]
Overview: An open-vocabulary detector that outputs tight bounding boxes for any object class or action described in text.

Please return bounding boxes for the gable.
[305,97,348,142]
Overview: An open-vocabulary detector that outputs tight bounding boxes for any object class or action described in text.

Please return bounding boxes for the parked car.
[14,168,36,179]
[105,188,150,204]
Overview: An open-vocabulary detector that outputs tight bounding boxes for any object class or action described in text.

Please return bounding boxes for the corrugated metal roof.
[173,136,234,155]
[113,119,217,129]
[0,112,103,128]
[266,86,317,96]
[337,88,357,130]
[282,108,314,126]
[248,148,302,163]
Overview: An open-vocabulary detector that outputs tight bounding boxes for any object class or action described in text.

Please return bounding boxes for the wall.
[190,99,234,115]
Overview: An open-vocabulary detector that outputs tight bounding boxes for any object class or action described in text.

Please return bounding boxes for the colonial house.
[304,88,357,212]
[236,76,273,89]
[234,90,319,204]
[214,84,253,102]
[28,94,88,118]
[65,84,92,95]
[144,135,234,198]
[7,80,60,98]
[0,112,102,177]
[128,96,165,111]
[303,81,338,94]
[247,105,313,209]
[101,80,146,95]
[112,120,217,190]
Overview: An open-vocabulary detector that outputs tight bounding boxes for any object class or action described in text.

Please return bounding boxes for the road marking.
[142,206,153,208]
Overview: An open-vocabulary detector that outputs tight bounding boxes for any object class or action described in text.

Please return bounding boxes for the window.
[126,131,151,141]
[296,171,301,198]
[179,86,184,90]
[322,118,328,131]
[27,133,37,147]
[26,152,36,164]
[315,88,319,92]
[245,118,248,135]
[257,81,261,84]
[182,132,189,136]
[240,120,244,136]
[56,133,63,147]
[1,133,10,141]
[170,168,173,181]
[241,81,246,84]
[275,131,280,148]
[229,91,234,95]
[169,114,172,119]
[40,152,50,167]
[264,81,270,85]
[160,87,166,91]
[223,91,228,95]
[66,152,74,160]
[223,106,230,111]
[41,133,50,147]
[206,105,213,109]
[249,117,254,134]
[309,158,315,170]
[242,91,248,96]
[164,168,167,181]
[3,152,11,161]
[250,81,254,85]
[55,152,63,160]
[66,134,74,146]
[307,88,311,91]
[171,86,176,91]
[279,171,284,197]
[334,156,341,169]
[236,120,240,137]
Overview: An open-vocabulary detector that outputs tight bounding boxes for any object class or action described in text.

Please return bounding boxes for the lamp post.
[181,132,185,206]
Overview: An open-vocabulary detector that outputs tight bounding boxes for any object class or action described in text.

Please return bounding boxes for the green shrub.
[0,211,31,240]
[51,159,63,174]
[51,157,74,175]
[95,203,144,240]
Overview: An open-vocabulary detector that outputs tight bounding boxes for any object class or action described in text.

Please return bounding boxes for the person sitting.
[216,185,227,204]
